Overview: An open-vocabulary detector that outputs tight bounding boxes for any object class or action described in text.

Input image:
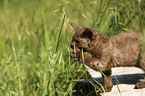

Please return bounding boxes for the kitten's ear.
[70,23,82,30]
[81,28,96,39]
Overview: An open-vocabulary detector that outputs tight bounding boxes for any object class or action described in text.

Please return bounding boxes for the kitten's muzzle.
[70,39,80,49]
[70,42,79,49]
[71,42,86,52]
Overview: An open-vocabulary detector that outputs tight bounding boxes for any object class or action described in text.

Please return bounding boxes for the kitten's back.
[109,32,142,67]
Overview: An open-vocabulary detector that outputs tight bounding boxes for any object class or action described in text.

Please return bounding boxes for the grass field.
[0,0,145,95]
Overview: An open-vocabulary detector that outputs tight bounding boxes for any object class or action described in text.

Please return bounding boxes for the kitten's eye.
[82,39,87,44]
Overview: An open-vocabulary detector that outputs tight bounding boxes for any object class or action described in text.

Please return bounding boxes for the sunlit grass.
[0,0,144,95]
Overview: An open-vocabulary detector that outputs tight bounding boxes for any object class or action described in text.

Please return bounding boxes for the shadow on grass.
[73,73,144,96]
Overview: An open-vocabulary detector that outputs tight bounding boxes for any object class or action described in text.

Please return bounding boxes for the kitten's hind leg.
[135,80,145,89]
[135,72,145,89]
[135,62,145,89]
[101,69,113,92]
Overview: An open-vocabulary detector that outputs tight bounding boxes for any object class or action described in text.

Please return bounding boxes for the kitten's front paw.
[105,85,113,92]
[135,81,145,89]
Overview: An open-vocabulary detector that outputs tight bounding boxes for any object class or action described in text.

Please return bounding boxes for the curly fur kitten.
[70,23,145,92]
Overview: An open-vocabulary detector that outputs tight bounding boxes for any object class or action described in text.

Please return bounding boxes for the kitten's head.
[70,23,99,51]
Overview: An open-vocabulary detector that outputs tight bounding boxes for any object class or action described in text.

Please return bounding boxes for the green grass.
[0,0,145,95]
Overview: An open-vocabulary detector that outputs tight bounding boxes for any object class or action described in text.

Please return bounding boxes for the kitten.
[70,23,145,92]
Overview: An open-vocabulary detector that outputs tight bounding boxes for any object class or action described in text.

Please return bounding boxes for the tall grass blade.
[55,13,66,53]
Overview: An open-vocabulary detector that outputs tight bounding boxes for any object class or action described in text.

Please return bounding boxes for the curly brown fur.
[70,23,145,92]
